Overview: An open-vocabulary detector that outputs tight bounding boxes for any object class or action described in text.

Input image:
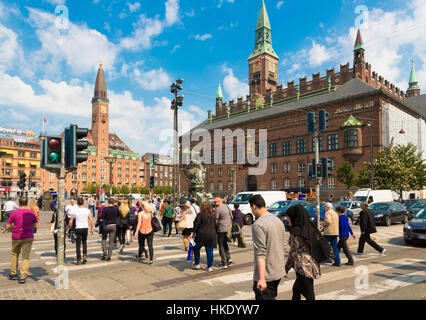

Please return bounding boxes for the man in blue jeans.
[321,203,341,266]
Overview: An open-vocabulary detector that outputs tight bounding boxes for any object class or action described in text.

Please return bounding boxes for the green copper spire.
[216,80,223,99]
[408,60,420,91]
[248,0,279,60]
[353,29,365,51]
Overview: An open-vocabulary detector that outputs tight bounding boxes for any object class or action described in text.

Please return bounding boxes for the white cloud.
[28,8,120,77]
[277,1,284,9]
[133,67,172,91]
[191,34,213,41]
[0,23,21,71]
[218,0,234,8]
[128,2,141,13]
[165,0,180,26]
[171,44,181,53]
[221,66,249,100]
[185,9,195,17]
[308,41,332,67]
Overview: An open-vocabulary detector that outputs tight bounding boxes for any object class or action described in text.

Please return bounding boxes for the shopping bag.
[187,240,195,262]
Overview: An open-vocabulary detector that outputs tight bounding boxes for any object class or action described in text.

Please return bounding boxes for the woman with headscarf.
[285,204,329,300]
[117,201,130,253]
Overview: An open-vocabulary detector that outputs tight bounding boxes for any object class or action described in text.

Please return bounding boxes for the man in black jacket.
[354,202,386,256]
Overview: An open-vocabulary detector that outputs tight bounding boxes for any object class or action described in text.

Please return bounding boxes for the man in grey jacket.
[214,197,232,269]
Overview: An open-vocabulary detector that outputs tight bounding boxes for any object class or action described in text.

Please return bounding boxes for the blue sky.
[0,0,425,156]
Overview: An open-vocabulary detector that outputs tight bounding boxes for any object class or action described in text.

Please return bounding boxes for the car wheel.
[401,215,408,224]
[404,238,413,245]
[385,216,391,226]
[243,214,253,225]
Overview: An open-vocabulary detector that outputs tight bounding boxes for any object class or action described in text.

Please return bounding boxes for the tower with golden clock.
[248,0,279,97]
[91,60,110,158]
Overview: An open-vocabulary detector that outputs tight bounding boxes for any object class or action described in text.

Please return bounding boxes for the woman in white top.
[68,198,94,265]
[179,201,194,251]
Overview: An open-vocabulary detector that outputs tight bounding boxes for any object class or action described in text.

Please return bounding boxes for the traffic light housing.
[18,172,26,190]
[307,112,315,134]
[316,162,322,178]
[40,138,46,169]
[318,109,329,132]
[28,174,32,190]
[150,176,155,189]
[44,136,63,170]
[65,124,89,171]
[321,157,329,178]
[152,154,158,164]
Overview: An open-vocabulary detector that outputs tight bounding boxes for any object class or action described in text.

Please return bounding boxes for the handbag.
[151,215,162,232]
[177,220,186,231]
[68,230,77,244]
[231,222,241,237]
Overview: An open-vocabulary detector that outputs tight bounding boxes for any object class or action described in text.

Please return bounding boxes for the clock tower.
[248,0,279,97]
[91,60,110,157]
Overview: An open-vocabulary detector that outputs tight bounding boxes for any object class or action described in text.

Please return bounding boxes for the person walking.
[335,205,355,266]
[96,203,106,236]
[214,197,232,269]
[192,202,217,272]
[6,197,39,283]
[321,203,341,266]
[88,195,96,218]
[29,200,40,234]
[65,198,78,236]
[179,201,194,251]
[37,197,43,211]
[162,200,174,237]
[249,195,286,300]
[231,203,246,248]
[127,200,137,244]
[68,198,94,265]
[100,198,119,261]
[173,204,183,236]
[134,201,155,264]
[189,199,200,219]
[285,204,322,300]
[354,202,386,256]
[117,201,130,253]
[3,199,18,232]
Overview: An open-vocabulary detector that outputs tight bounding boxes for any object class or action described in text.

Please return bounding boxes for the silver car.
[334,201,362,223]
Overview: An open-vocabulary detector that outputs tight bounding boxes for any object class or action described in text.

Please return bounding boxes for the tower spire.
[256,0,271,31]
[216,80,223,99]
[93,61,108,101]
[407,60,420,97]
[354,28,364,51]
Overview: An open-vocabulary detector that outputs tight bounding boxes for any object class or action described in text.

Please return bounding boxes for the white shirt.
[65,204,78,218]
[73,207,90,229]
[4,201,19,212]
[189,203,200,218]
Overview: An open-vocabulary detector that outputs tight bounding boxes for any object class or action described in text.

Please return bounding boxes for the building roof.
[256,0,271,31]
[93,62,108,101]
[405,94,426,118]
[354,29,364,51]
[408,61,420,91]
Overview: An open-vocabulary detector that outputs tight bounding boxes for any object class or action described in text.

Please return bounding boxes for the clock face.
[266,32,270,40]
[100,105,107,114]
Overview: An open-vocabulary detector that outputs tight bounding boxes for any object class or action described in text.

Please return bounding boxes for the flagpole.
[42,114,45,134]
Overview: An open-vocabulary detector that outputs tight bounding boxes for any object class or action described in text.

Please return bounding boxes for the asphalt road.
[0,210,425,300]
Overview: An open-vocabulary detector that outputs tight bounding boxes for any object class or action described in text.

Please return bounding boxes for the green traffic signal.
[48,152,60,163]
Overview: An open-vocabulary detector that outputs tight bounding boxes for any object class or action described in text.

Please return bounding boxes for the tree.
[337,161,357,194]
[112,186,119,195]
[139,186,149,195]
[357,140,426,197]
[89,184,98,195]
[121,185,130,195]
[101,184,110,195]
[131,186,139,193]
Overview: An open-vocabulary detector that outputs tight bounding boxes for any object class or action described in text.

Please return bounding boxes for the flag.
[256,55,262,65]
[43,115,47,123]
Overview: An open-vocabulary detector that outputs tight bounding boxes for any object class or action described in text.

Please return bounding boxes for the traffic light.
[316,162,322,178]
[152,153,158,164]
[307,112,315,134]
[150,176,155,189]
[321,157,328,178]
[28,174,32,190]
[308,163,313,179]
[65,124,89,171]
[318,109,329,132]
[40,138,46,169]
[44,136,63,170]
[18,172,26,190]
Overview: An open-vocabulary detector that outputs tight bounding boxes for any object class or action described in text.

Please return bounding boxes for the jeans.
[253,279,281,300]
[338,237,354,263]
[292,273,315,300]
[11,238,34,279]
[217,232,231,266]
[162,217,173,236]
[324,235,341,265]
[89,205,95,218]
[357,233,384,253]
[102,224,116,258]
[116,225,128,246]
[75,228,88,261]
[193,243,214,268]
[138,231,154,261]
[53,233,66,257]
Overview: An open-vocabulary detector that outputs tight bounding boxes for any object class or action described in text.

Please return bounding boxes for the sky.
[0,0,425,157]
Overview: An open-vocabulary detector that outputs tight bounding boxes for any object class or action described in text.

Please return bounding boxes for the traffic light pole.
[173,89,178,208]
[314,131,321,230]
[56,166,66,288]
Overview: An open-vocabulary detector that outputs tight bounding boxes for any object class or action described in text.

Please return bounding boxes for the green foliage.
[131,186,139,193]
[153,186,173,195]
[101,184,110,195]
[112,186,119,195]
[337,161,357,191]
[120,185,130,195]
[139,186,149,195]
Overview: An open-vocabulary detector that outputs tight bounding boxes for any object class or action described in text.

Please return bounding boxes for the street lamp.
[367,121,375,190]
[105,156,114,197]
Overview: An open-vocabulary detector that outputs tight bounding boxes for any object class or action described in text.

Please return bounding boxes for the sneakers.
[126,242,130,245]
[135,255,141,262]
[106,257,111,262]
[379,249,386,257]
[221,265,228,269]
[149,261,153,265]
[227,260,233,266]
[331,263,341,267]
[353,251,363,255]
[207,267,213,272]
[101,256,106,261]
[345,262,354,266]
[18,277,27,284]
[76,260,81,265]
[192,264,201,270]
[119,244,125,253]
[8,273,18,281]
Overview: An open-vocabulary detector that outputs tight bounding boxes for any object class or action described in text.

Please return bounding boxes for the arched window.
[298,177,305,189]
[271,179,277,190]
[284,179,290,189]
[344,130,358,148]
[209,182,214,191]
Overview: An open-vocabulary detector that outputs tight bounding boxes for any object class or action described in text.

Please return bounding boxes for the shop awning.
[18,161,26,165]
[1,150,14,155]
[30,162,38,166]
[5,160,12,164]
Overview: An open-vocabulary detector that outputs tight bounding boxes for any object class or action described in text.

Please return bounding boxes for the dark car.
[403,199,426,209]
[267,200,311,221]
[403,209,426,244]
[407,202,426,220]
[369,202,409,226]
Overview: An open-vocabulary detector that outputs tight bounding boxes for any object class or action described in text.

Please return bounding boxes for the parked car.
[353,189,394,204]
[267,200,311,221]
[369,202,409,226]
[407,202,426,220]
[334,201,362,223]
[403,199,426,210]
[403,209,426,244]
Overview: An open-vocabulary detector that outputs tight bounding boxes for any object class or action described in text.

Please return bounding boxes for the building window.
[283,163,291,173]
[218,168,222,177]
[30,152,37,159]
[296,138,306,154]
[228,182,232,191]
[283,141,292,156]
[218,182,223,191]
[225,149,233,163]
[228,168,232,177]
[271,163,277,174]
[270,143,278,157]
[271,179,277,190]
[327,134,339,150]
[312,136,323,152]
[210,182,214,191]
[284,179,290,189]
[328,177,336,189]
[209,169,214,177]
[297,162,305,172]
[344,130,358,148]
[18,151,25,157]
[298,177,305,189]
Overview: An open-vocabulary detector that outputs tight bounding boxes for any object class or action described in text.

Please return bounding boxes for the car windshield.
[232,194,253,204]
[268,201,288,209]
[369,203,391,210]
[415,209,426,219]
[354,196,367,202]
[411,203,426,209]
[335,202,351,208]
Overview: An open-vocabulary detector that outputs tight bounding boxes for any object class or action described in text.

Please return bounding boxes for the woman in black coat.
[192,201,217,272]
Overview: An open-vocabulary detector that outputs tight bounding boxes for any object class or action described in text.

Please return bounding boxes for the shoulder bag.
[151,213,162,232]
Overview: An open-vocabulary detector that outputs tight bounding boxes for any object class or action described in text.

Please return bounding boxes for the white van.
[353,189,393,204]
[129,194,143,201]
[229,191,287,225]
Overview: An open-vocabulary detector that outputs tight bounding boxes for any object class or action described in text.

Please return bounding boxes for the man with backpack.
[162,200,174,237]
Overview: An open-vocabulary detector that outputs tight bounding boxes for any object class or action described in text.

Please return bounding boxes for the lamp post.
[367,121,374,190]
[105,156,114,197]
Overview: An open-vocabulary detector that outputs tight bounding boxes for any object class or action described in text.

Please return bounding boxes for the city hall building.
[181,1,426,200]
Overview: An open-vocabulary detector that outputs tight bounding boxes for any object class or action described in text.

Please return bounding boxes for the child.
[335,205,355,266]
